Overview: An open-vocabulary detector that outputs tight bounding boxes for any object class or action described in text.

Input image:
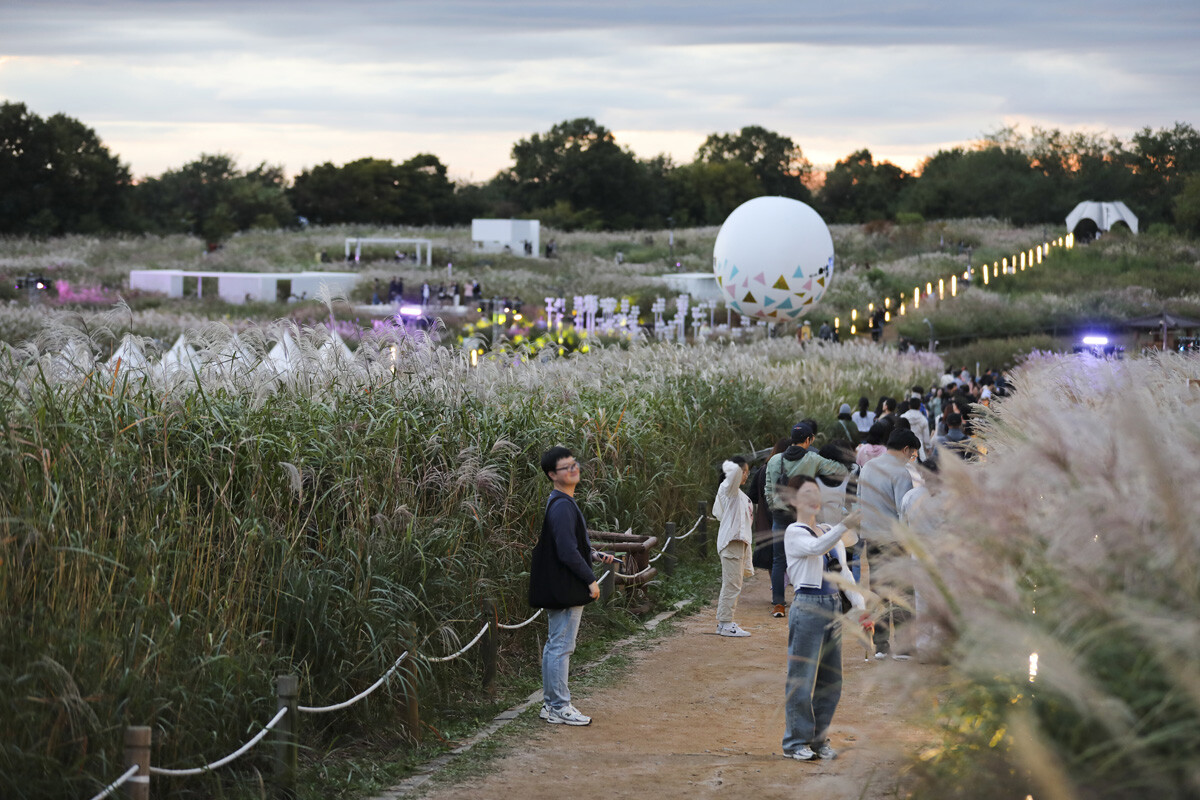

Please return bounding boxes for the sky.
[2,1,1197,182]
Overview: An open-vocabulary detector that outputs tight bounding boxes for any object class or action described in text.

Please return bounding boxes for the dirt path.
[417,571,934,799]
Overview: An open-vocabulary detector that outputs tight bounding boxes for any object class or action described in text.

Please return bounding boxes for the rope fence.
[423,623,490,663]
[87,765,140,800]
[298,652,410,713]
[497,608,543,630]
[82,507,710,799]
[149,707,289,777]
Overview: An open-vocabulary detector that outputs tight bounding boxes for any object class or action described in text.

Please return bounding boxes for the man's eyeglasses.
[551,461,580,473]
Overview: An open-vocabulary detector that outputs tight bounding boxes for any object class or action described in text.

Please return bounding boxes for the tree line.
[3,101,1199,241]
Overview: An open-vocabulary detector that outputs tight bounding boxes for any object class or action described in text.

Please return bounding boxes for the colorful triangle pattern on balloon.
[817,277,825,287]
[793,265,806,278]
[743,291,757,304]
[753,272,767,285]
[730,266,739,280]
[763,295,776,307]
[776,296,794,310]
[773,276,789,290]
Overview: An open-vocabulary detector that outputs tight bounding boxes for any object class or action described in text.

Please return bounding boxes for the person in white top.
[899,400,932,462]
[780,475,873,762]
[712,457,755,637]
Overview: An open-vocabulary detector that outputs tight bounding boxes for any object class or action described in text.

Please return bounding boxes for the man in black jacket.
[528,446,615,726]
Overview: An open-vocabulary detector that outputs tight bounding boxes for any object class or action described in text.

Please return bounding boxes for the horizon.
[3,1,1197,182]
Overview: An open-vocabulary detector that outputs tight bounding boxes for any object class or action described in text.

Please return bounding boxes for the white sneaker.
[546,704,591,726]
[538,703,550,720]
[784,746,816,761]
[874,651,888,660]
[719,622,751,637]
[814,740,838,760]
[891,653,912,661]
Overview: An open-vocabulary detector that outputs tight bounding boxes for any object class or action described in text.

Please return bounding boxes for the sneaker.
[719,622,751,638]
[814,740,838,760]
[891,653,913,661]
[784,746,816,761]
[546,704,591,726]
[874,651,888,660]
[772,604,786,618]
[538,703,550,720]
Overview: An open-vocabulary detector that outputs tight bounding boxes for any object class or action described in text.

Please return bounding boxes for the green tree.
[818,149,910,223]
[0,101,131,235]
[504,118,660,229]
[133,153,293,243]
[1173,173,1200,234]
[1124,122,1200,225]
[696,125,813,201]
[666,160,759,226]
[289,154,460,225]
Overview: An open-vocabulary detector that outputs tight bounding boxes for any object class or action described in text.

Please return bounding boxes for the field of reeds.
[0,321,938,799]
[893,352,1200,799]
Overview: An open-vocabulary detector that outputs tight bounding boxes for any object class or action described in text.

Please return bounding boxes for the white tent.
[1065,201,1139,235]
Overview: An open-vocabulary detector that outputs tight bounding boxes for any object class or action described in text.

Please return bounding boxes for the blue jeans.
[770,520,789,605]
[543,606,583,709]
[783,594,843,753]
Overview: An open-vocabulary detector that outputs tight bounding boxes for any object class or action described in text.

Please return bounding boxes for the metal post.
[274,675,298,799]
[696,501,709,558]
[600,565,616,604]
[123,726,151,800]
[662,522,677,578]
[397,658,422,744]
[480,598,497,695]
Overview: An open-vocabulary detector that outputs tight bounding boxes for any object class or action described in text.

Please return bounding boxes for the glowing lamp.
[850,324,856,334]
[851,308,857,321]
[1082,335,1108,345]
[951,275,957,297]
[399,305,423,317]
[938,278,944,300]
[884,311,891,322]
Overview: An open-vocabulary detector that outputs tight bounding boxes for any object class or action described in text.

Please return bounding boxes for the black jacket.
[528,491,595,609]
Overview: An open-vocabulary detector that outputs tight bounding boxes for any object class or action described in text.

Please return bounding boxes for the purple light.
[1082,335,1108,345]
[398,304,423,317]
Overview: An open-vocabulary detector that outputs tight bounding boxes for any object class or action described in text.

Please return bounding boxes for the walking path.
[406,571,936,799]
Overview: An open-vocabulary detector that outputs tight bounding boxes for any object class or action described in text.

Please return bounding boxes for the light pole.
[922,317,934,353]
[666,216,675,263]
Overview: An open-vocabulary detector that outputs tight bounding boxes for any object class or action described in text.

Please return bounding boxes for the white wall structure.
[344,237,433,266]
[1066,201,1139,235]
[661,272,724,302]
[129,270,359,304]
[471,219,540,257]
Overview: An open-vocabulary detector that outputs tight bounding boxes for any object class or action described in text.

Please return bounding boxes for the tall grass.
[0,324,938,798]
[900,352,1200,799]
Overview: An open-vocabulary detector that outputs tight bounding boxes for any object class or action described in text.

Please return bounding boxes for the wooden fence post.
[662,522,677,578]
[274,674,298,800]
[480,598,497,696]
[123,726,151,800]
[696,500,709,558]
[397,658,422,744]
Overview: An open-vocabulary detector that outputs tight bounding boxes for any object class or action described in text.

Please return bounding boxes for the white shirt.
[713,461,753,553]
[783,521,865,610]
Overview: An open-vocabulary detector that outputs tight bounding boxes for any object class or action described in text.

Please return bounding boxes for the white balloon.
[712,196,834,322]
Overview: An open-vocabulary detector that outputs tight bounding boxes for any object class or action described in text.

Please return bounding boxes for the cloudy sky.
[2,1,1197,181]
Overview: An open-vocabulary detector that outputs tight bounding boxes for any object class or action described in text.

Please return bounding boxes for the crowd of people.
[525,368,1004,758]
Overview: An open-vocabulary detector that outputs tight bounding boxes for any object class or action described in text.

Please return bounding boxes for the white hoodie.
[713,460,754,553]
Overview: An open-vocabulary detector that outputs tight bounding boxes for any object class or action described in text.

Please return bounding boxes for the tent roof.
[1066,201,1139,234]
[1123,311,1200,329]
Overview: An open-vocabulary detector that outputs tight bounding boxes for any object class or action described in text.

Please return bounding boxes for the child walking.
[713,457,755,637]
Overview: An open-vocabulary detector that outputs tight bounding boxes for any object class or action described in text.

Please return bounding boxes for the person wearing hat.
[763,423,852,618]
[798,320,812,346]
[835,403,860,445]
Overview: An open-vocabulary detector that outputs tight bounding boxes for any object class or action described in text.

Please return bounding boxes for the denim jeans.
[782,593,843,754]
[542,605,583,710]
[770,520,789,605]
